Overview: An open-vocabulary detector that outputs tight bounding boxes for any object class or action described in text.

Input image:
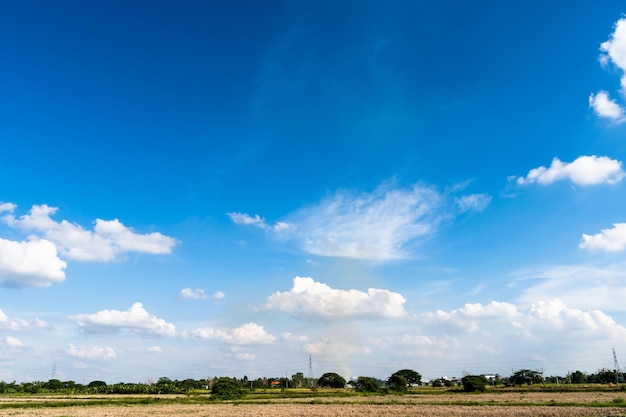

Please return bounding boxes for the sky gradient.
[2,1,626,384]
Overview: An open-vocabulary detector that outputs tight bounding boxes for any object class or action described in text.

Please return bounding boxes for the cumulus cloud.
[212,291,225,300]
[580,223,626,251]
[1,204,177,262]
[516,156,624,186]
[589,91,626,122]
[191,322,276,345]
[454,193,492,213]
[265,277,407,320]
[591,17,626,122]
[0,237,66,287]
[68,302,176,337]
[227,212,292,232]
[66,344,116,360]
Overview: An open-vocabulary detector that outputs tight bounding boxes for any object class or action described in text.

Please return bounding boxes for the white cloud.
[66,344,116,360]
[580,223,626,251]
[265,277,407,320]
[0,203,16,213]
[418,301,520,333]
[2,336,26,352]
[180,288,208,299]
[191,322,276,345]
[454,193,492,213]
[0,237,66,287]
[68,302,176,337]
[589,91,626,122]
[2,204,177,262]
[227,212,292,232]
[516,155,624,186]
[286,182,442,261]
[0,310,31,331]
[591,17,626,122]
[212,291,225,300]
[600,17,626,87]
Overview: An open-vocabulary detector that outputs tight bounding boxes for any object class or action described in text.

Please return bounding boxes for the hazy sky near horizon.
[2,1,626,384]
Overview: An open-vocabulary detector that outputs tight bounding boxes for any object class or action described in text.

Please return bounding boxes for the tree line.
[0,367,622,396]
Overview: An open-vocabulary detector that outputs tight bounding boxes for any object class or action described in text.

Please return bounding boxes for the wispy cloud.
[1,203,177,262]
[68,302,176,337]
[590,17,626,122]
[1,336,27,353]
[512,263,626,312]
[455,193,492,213]
[516,155,624,186]
[265,277,407,320]
[580,223,626,252]
[230,181,490,262]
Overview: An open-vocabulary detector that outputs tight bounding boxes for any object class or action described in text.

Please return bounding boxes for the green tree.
[510,369,544,386]
[46,379,64,392]
[570,370,588,384]
[386,374,408,392]
[292,372,305,388]
[354,376,380,392]
[462,375,488,392]
[391,369,422,386]
[317,372,346,388]
[211,377,246,401]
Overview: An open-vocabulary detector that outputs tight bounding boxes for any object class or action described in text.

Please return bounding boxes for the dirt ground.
[1,403,625,417]
[1,392,625,417]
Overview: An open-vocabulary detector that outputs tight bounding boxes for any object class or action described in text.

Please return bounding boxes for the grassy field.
[2,389,626,416]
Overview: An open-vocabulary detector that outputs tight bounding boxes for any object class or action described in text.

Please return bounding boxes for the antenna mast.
[614,348,623,384]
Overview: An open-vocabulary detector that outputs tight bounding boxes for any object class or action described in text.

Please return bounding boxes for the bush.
[461,375,488,392]
[210,377,245,401]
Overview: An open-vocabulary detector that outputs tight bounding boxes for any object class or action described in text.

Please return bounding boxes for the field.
[2,390,626,416]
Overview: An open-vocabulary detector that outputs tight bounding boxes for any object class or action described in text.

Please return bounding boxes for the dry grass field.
[1,392,626,417]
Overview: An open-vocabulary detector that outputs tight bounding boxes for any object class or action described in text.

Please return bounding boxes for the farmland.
[2,388,626,416]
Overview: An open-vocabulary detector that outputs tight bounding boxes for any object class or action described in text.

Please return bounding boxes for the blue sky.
[2,0,626,384]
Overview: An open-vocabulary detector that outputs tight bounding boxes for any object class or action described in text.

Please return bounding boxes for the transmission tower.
[613,348,624,384]
[50,362,57,380]
[308,355,313,388]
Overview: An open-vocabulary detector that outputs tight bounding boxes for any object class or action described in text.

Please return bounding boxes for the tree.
[391,369,422,386]
[386,374,408,392]
[354,376,380,392]
[211,377,245,401]
[510,369,544,386]
[317,372,346,388]
[292,372,305,388]
[462,375,488,392]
